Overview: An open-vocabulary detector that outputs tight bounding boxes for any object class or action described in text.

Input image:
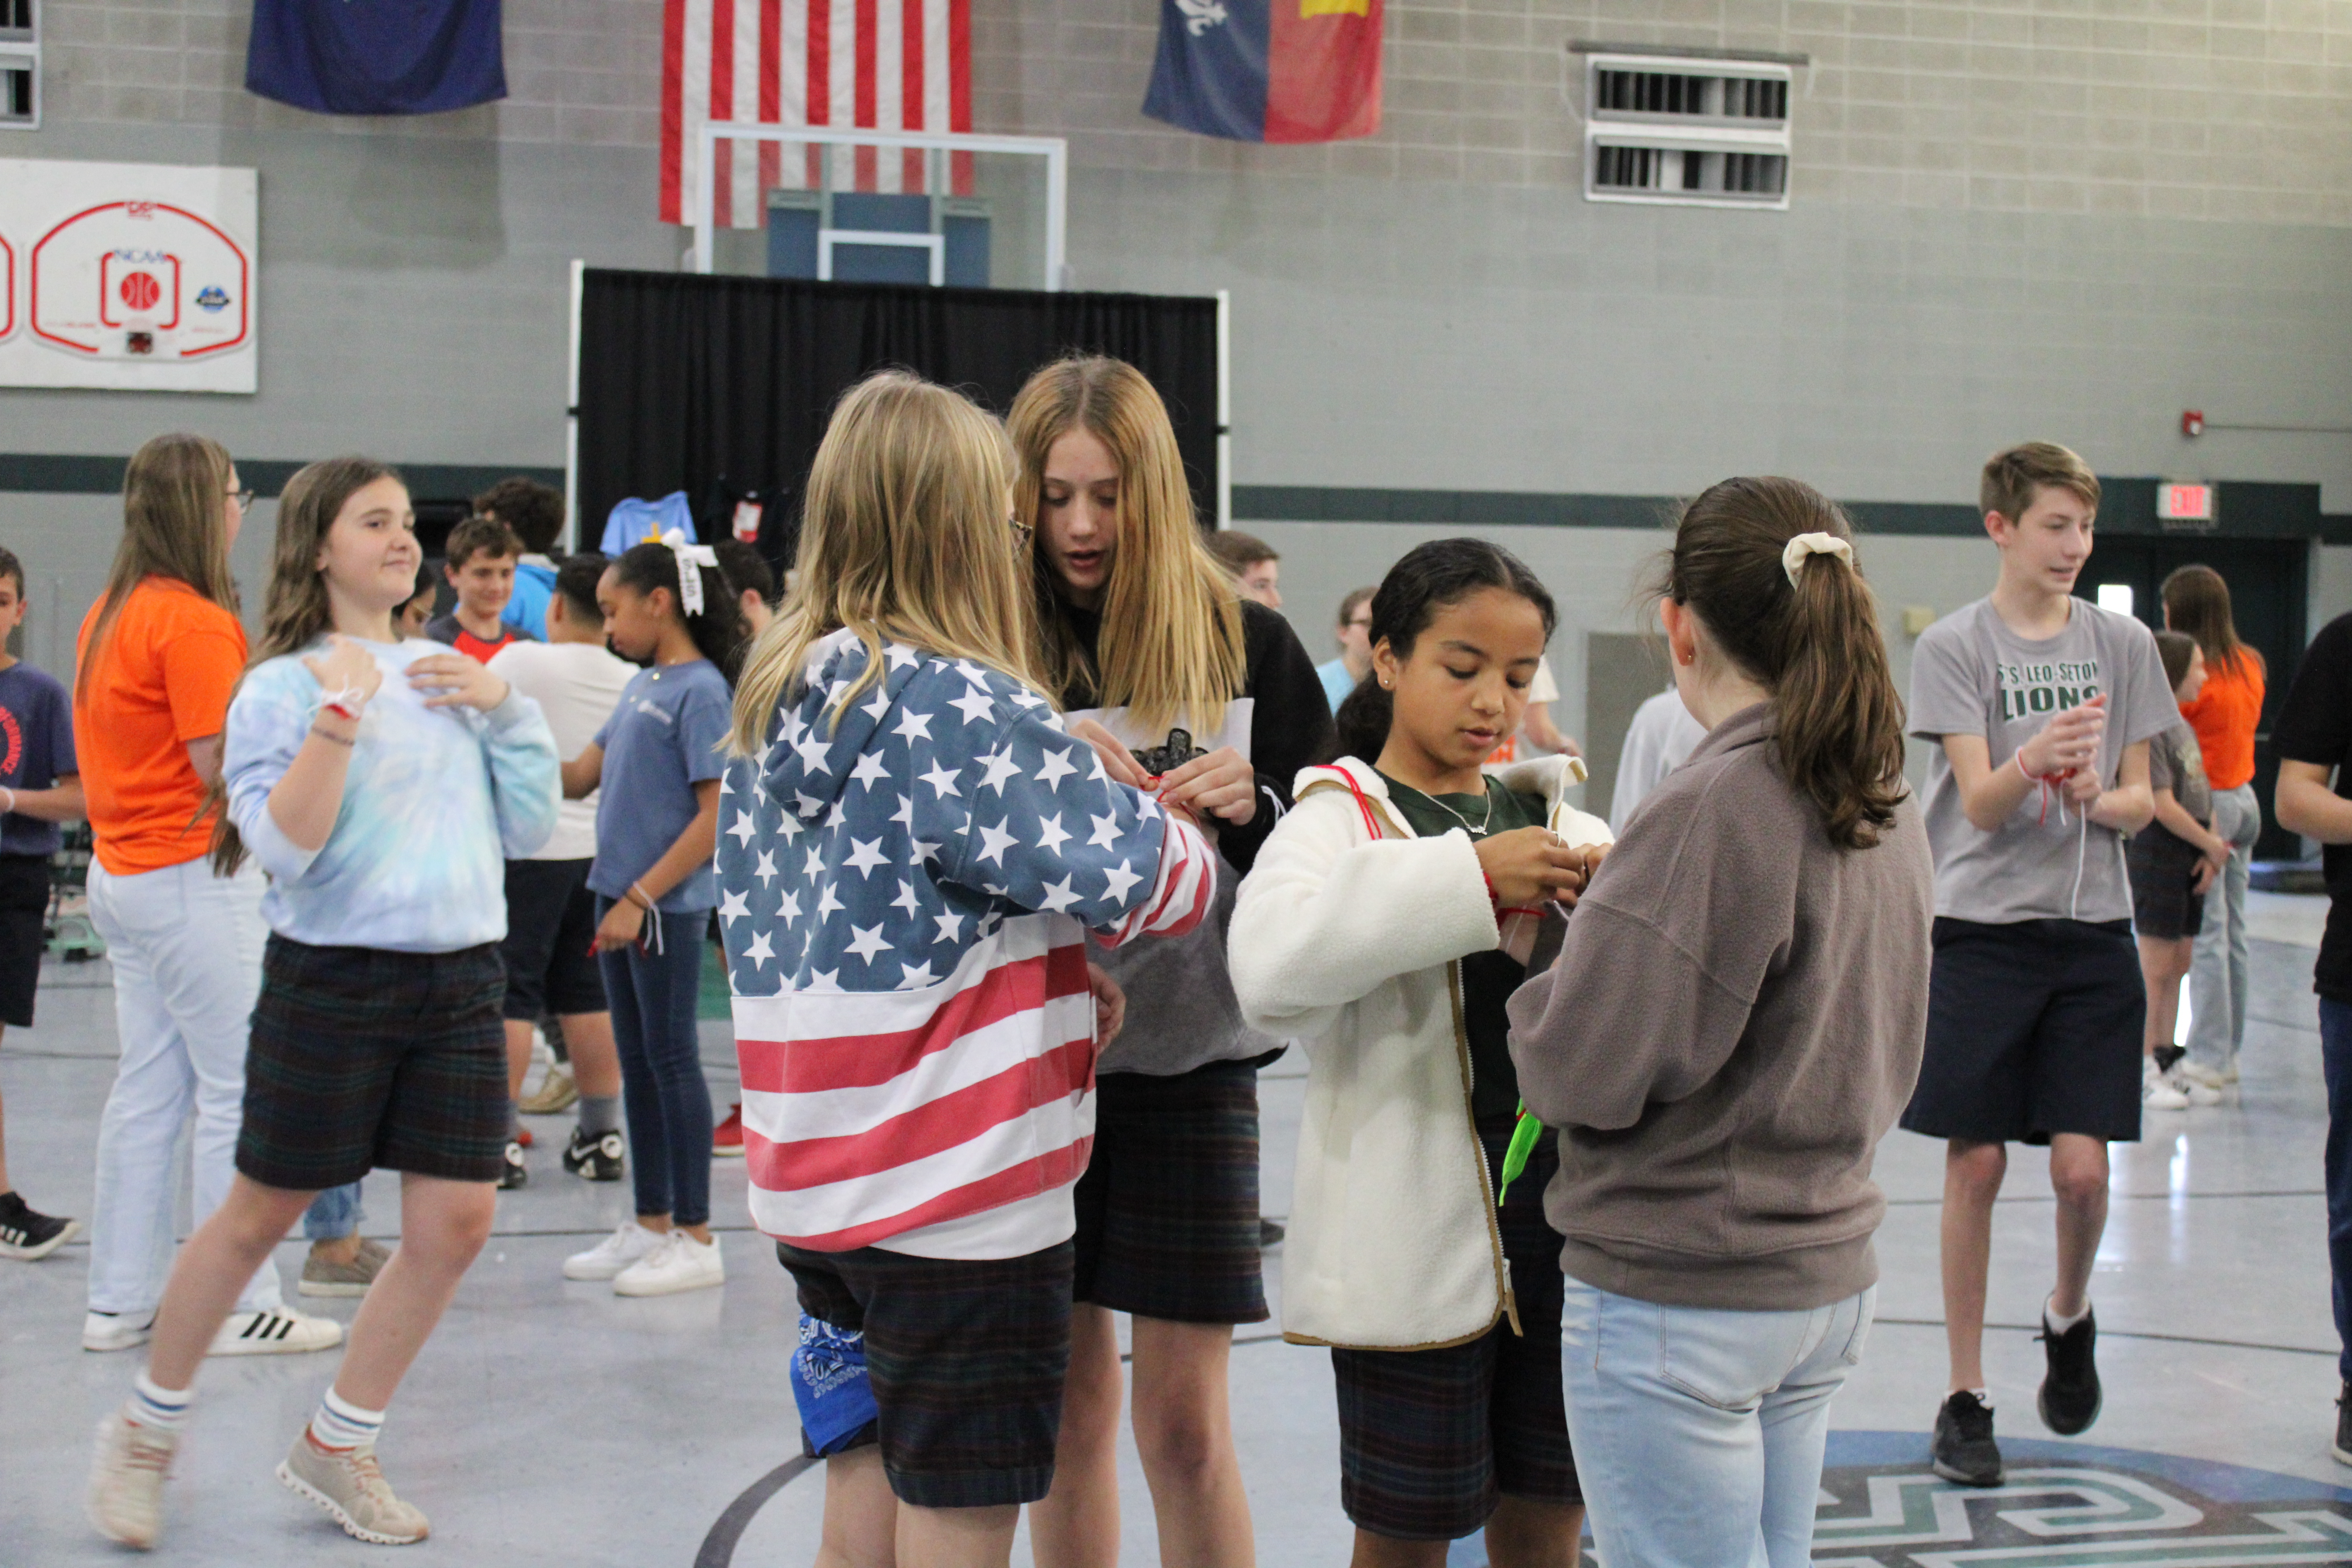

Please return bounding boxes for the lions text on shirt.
[1906,597,2177,925]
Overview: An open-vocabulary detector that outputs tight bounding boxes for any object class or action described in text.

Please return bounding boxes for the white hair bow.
[1781,532,1854,589]
[660,528,720,617]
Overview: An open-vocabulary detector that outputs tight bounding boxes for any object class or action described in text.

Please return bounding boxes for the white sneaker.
[2167,1068,2224,1106]
[2143,1059,2190,1110]
[82,1310,156,1353]
[563,1221,664,1281]
[2179,1059,2238,1089]
[87,1409,176,1549]
[209,1307,344,1357]
[613,1230,725,1297]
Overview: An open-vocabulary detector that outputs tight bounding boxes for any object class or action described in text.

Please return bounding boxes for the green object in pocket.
[1496,1103,1543,1207]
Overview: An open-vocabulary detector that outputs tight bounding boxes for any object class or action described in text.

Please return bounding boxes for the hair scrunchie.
[659,527,721,617]
[1781,531,1854,589]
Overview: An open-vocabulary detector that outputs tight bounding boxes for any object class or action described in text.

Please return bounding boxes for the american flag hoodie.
[717,629,1215,1258]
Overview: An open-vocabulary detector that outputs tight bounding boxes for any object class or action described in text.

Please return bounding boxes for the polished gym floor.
[4,895,2348,1566]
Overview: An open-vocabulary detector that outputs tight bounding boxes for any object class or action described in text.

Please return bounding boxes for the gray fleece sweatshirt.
[1505,704,1933,1311]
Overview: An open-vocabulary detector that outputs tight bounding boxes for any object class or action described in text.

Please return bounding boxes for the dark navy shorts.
[1071,1057,1269,1325]
[1330,1120,1580,1541]
[236,935,510,1189]
[1901,916,2144,1147]
[778,1240,1075,1509]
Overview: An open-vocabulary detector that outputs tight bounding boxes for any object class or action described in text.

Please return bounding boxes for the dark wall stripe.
[1235,481,2341,542]
[0,454,564,500]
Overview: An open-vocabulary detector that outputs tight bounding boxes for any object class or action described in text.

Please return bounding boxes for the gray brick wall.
[23,0,2352,220]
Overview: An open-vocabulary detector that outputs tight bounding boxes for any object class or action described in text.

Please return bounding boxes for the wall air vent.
[1,0,36,130]
[1570,44,1801,211]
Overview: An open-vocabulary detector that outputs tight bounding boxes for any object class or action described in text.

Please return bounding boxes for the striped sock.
[307,1388,386,1453]
[129,1370,192,1433]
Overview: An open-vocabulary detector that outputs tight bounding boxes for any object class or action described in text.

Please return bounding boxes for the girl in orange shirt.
[2163,564,2266,1089]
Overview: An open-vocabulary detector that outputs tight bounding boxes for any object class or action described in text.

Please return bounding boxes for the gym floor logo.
[1802,1435,2352,1567]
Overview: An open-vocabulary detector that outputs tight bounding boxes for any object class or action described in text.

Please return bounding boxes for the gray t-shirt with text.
[1907,597,2177,924]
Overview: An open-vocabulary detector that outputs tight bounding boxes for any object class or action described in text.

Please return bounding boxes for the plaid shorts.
[1331,1120,1580,1541]
[236,935,510,1190]
[1071,1057,1269,1325]
[777,1240,1074,1509]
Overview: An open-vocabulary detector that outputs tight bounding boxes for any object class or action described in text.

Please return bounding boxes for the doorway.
[2074,535,2308,861]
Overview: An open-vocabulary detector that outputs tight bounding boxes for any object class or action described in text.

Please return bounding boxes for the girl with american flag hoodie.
[715,372,1214,1564]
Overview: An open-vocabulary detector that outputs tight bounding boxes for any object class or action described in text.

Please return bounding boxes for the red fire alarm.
[2181,410,2205,437]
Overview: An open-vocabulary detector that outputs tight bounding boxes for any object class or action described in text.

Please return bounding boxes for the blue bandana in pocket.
[790,1314,878,1456]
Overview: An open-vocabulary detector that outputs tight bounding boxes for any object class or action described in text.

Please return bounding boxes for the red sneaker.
[713,1103,745,1158]
[516,1127,535,1149]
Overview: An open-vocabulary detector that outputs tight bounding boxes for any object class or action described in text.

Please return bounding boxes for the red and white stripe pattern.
[661,0,974,229]
[735,818,1212,1254]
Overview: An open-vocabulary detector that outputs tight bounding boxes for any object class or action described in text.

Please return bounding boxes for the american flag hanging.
[660,0,975,230]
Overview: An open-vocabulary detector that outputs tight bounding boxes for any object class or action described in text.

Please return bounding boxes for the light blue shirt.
[1317,656,1357,715]
[224,637,561,953]
[502,556,557,642]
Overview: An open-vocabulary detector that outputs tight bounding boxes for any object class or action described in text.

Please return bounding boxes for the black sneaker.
[0,1190,80,1260]
[563,1127,625,1182]
[2334,1383,2352,1466]
[2038,1307,2102,1435]
[1932,1391,2003,1486]
[498,1140,528,1190]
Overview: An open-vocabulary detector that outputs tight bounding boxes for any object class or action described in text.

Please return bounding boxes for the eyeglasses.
[227,488,256,515]
[1009,515,1034,554]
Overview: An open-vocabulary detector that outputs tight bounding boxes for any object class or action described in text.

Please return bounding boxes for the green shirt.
[1377,771,1547,1120]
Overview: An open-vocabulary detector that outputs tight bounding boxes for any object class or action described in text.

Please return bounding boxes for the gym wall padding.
[574,270,1221,564]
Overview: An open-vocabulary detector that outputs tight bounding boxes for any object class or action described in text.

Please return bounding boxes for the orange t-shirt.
[74,578,249,875]
[2177,653,2265,793]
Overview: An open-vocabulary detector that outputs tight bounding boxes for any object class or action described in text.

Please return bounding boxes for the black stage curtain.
[575,270,1221,566]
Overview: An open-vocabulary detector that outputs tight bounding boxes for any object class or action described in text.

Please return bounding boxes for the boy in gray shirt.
[1901,443,2174,1488]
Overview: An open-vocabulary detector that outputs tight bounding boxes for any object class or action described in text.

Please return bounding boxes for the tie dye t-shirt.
[223,637,561,953]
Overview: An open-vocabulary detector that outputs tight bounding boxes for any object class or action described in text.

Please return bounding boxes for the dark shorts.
[236,936,511,1190]
[498,858,607,1020]
[0,853,47,1029]
[1071,1058,1269,1325]
[777,1240,1075,1509]
[1331,1120,1580,1541]
[2127,833,2207,942]
[1900,917,2143,1147]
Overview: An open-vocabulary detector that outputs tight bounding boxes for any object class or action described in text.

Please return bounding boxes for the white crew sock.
[128,1370,193,1433]
[307,1387,387,1453]
[2045,1295,2091,1334]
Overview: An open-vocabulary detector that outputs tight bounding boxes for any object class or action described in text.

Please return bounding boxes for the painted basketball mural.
[0,158,257,393]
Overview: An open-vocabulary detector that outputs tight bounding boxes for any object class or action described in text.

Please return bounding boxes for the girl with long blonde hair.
[1011,356,1331,1568]
[716,371,1217,1568]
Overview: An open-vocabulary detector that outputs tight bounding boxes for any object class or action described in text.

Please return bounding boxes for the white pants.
[2186,782,2259,1074]
[85,857,282,1316]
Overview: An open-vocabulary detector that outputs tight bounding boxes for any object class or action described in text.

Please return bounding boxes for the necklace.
[1395,777,1494,837]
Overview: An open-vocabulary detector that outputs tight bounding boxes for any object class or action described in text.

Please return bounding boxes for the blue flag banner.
[1143,0,1383,145]
[246,0,508,116]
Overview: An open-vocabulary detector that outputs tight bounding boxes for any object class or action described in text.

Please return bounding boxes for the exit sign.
[2158,482,2216,531]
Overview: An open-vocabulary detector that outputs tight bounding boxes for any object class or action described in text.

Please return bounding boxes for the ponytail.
[610,541,750,683]
[1327,538,1556,765]
[1655,477,1906,851]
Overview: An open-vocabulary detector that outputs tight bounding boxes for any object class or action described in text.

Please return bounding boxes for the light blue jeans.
[1560,1278,1875,1568]
[2186,782,2259,1074]
[303,1180,365,1242]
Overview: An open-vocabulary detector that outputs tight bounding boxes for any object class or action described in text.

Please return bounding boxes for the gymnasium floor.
[4,895,2349,1566]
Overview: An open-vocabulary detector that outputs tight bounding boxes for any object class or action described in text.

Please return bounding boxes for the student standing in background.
[0,548,86,1261]
[2163,564,2266,1092]
[1317,586,1376,714]
[478,476,569,643]
[426,516,534,663]
[1608,684,1708,835]
[486,555,635,1187]
[2129,631,2230,1111]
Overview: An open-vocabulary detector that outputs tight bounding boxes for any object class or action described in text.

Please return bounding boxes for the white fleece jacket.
[1228,754,1612,1350]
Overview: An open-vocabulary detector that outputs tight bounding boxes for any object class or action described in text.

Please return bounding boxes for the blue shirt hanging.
[247,0,508,116]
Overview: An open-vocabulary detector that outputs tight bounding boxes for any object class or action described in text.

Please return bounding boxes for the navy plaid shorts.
[777,1239,1074,1509]
[1071,1057,1270,1325]
[1330,1120,1581,1541]
[236,935,509,1191]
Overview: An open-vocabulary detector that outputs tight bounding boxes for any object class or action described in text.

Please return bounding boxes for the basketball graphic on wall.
[0,159,258,393]
[0,232,16,345]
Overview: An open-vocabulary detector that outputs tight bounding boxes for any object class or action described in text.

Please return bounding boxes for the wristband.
[309,725,355,748]
[2012,749,2033,782]
[0,787,16,815]
[630,881,658,913]
[322,701,361,722]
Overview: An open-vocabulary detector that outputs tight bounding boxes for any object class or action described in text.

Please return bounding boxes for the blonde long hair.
[78,434,241,702]
[209,457,403,873]
[730,372,1042,755]
[1009,357,1243,735]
